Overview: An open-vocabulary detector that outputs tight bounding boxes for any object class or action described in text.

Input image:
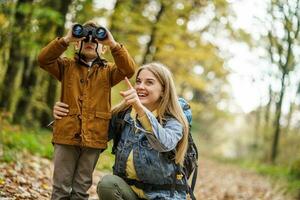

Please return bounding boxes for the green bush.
[0,129,53,162]
[96,142,115,172]
[289,159,300,180]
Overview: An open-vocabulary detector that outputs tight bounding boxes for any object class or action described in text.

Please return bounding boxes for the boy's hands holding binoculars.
[63,24,117,49]
[63,26,85,44]
[96,29,117,49]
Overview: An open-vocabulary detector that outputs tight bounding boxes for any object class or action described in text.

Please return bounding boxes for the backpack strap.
[191,165,198,192]
[191,141,198,192]
[122,177,187,191]
[178,164,197,200]
[170,166,177,197]
[111,109,128,154]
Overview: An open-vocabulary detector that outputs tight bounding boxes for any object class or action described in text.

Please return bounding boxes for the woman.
[53,63,189,200]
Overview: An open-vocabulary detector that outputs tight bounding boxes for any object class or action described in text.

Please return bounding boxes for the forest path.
[0,154,291,200]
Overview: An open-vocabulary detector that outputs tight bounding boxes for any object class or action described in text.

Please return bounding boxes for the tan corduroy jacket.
[38,38,135,149]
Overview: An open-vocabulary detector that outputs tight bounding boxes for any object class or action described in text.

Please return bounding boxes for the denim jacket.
[109,108,187,200]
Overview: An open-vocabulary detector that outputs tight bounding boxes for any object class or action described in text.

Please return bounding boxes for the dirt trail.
[194,158,289,200]
[0,154,292,200]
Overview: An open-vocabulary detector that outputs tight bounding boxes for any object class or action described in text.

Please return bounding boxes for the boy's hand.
[53,102,69,119]
[95,28,117,49]
[63,25,85,45]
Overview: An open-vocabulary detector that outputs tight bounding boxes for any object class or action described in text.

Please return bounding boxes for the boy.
[38,21,135,200]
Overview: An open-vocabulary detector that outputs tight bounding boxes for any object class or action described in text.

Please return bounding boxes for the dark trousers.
[51,144,101,200]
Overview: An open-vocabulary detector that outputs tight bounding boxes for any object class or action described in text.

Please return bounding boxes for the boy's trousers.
[51,144,102,200]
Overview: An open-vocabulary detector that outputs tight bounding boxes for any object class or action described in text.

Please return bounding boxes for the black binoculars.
[72,24,107,42]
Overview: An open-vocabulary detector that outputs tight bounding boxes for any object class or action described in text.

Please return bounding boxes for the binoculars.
[72,24,107,42]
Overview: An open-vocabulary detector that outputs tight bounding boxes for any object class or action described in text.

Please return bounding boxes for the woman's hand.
[53,102,69,119]
[120,77,145,117]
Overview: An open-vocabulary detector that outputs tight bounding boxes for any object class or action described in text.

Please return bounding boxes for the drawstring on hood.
[76,40,107,68]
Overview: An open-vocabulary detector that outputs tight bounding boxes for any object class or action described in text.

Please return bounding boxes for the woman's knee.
[97,175,123,200]
[97,175,139,200]
[98,174,124,187]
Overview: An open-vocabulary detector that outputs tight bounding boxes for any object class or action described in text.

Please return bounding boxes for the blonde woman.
[53,63,189,200]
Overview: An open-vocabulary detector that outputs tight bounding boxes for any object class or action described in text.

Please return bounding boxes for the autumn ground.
[0,152,294,200]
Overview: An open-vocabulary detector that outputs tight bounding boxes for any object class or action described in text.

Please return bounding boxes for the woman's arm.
[137,109,183,152]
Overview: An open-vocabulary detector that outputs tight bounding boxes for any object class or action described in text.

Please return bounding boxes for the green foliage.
[0,122,116,171]
[34,7,64,25]
[96,142,115,172]
[0,129,53,162]
[244,161,300,196]
[289,159,300,180]
[0,0,233,130]
[72,0,105,24]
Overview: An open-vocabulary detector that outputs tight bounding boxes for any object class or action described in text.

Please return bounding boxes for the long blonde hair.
[112,62,189,165]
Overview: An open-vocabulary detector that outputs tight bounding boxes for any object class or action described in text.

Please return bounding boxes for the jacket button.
[80,79,84,83]
[75,133,80,138]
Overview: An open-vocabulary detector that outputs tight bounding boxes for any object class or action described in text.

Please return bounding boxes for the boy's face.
[76,40,104,60]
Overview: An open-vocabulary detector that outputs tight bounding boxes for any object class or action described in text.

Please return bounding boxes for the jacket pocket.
[87,111,111,141]
[53,109,80,140]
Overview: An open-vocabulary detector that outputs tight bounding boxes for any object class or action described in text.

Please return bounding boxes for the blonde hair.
[112,62,189,165]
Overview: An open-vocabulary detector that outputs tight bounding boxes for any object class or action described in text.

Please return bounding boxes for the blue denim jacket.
[109,108,187,200]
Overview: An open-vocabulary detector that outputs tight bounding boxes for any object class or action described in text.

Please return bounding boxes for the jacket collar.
[74,53,108,68]
[123,108,134,125]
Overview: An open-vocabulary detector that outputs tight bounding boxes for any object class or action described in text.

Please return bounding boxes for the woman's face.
[135,69,163,111]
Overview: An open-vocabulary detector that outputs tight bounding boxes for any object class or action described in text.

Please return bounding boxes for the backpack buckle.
[176,173,183,180]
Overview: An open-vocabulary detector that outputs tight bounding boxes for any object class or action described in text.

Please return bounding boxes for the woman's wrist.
[135,105,146,117]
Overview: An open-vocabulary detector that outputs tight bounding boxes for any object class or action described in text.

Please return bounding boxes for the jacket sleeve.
[37,37,70,81]
[137,109,183,152]
[109,43,136,86]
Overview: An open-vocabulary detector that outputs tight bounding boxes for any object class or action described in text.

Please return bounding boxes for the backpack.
[112,97,198,200]
[178,97,198,200]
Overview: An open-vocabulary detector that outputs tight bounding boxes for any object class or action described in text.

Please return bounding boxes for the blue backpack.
[112,97,198,200]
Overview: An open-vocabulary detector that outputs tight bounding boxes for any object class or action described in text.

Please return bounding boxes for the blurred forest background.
[0,0,300,199]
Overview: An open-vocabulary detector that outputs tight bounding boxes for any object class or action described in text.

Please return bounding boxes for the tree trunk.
[264,85,272,128]
[0,0,33,118]
[271,71,287,163]
[254,105,261,148]
[0,1,17,86]
[107,0,120,32]
[142,2,165,64]
[13,57,38,124]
